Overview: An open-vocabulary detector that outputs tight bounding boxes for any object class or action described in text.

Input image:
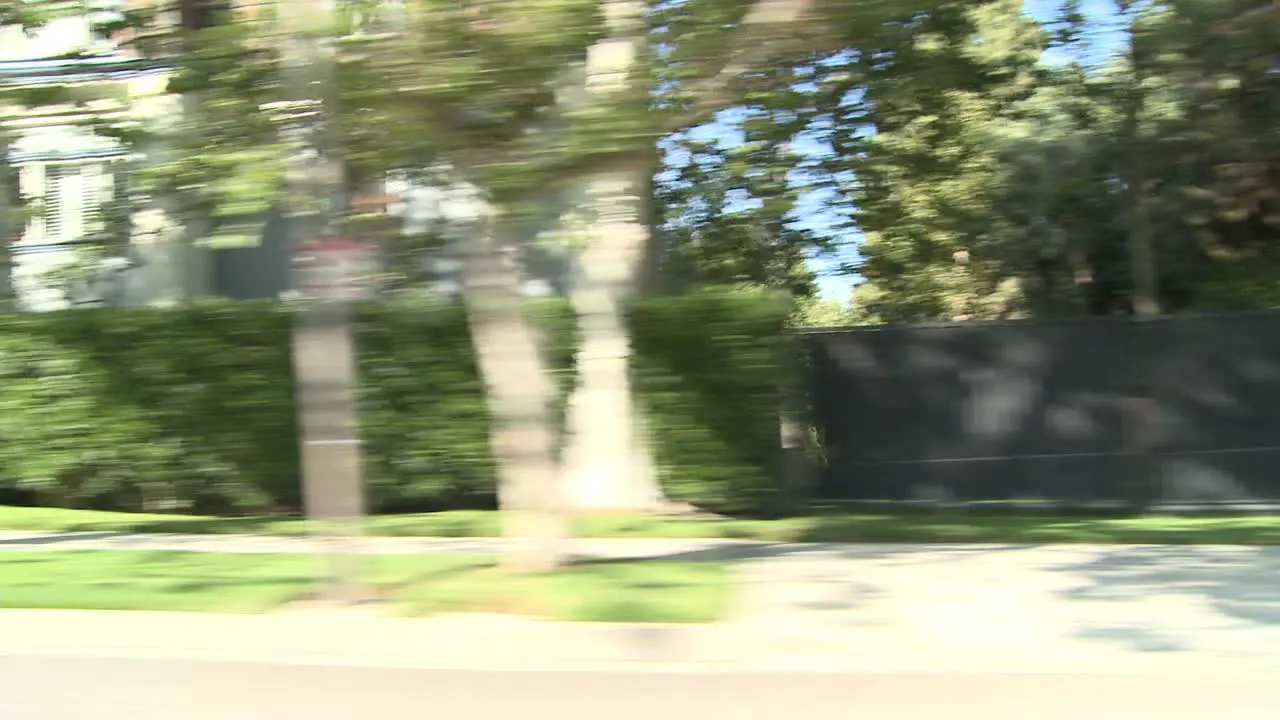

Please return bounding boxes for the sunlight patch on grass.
[0,551,320,612]
[369,555,732,623]
[0,550,733,622]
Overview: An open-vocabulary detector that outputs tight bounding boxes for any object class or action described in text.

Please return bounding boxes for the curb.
[0,609,745,672]
[3,609,1277,677]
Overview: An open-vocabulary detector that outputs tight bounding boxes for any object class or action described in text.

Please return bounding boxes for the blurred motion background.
[0,0,1277,561]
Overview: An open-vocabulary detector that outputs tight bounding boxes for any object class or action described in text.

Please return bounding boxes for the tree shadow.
[657,541,1280,656]
[1046,545,1280,656]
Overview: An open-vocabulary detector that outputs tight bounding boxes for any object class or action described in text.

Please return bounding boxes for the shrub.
[355,299,578,513]
[0,299,576,515]
[0,290,797,518]
[627,288,797,516]
[0,301,297,513]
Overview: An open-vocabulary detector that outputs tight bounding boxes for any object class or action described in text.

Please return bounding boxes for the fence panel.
[807,313,1280,506]
[1151,314,1280,505]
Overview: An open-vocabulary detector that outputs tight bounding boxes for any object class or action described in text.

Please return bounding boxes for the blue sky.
[669,0,1131,301]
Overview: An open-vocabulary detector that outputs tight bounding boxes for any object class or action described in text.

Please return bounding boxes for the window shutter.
[26,163,112,243]
[102,165,118,238]
[82,163,104,237]
[19,163,45,240]
[43,165,65,242]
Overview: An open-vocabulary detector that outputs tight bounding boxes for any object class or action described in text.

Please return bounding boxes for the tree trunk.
[1123,116,1158,318]
[559,0,662,512]
[280,0,368,601]
[563,164,662,511]
[462,207,567,572]
[1119,26,1160,513]
[0,126,13,305]
[1122,19,1159,319]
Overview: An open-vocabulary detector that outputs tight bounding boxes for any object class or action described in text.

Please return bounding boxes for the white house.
[1,11,184,311]
[0,17,561,310]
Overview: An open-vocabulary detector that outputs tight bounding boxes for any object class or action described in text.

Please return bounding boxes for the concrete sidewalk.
[5,538,1280,675]
[5,532,1280,675]
[0,607,744,673]
[736,543,1280,674]
[2,603,1276,677]
[13,657,1280,720]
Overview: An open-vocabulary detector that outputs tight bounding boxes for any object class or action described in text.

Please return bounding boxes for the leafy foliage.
[0,301,298,513]
[627,288,796,515]
[0,294,797,515]
[0,300,577,514]
[650,0,1279,322]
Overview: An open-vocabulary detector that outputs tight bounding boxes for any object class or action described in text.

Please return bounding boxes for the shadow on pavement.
[1047,545,1280,654]
[648,541,1280,661]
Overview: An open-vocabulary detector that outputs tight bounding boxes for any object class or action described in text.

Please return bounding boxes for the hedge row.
[0,291,793,516]
[627,289,797,515]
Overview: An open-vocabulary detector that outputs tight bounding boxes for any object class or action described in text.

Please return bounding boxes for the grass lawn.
[3,505,1280,545]
[367,555,731,623]
[0,550,732,622]
[0,551,321,613]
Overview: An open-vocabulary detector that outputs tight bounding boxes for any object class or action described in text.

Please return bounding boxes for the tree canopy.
[2,0,1276,317]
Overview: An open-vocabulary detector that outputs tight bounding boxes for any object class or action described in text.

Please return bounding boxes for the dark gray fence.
[806,312,1280,507]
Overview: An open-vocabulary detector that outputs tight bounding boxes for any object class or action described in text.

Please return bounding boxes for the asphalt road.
[3,656,1276,719]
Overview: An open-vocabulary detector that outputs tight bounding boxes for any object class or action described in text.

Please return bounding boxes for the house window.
[32,162,112,243]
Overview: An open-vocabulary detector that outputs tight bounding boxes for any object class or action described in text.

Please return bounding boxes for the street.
[3,656,1276,720]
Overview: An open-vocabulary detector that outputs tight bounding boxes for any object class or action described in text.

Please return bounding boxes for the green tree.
[656,133,822,297]
[838,0,1277,321]
[295,0,841,569]
[846,0,1046,322]
[793,293,852,327]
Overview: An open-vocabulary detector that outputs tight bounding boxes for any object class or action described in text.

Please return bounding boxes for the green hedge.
[358,300,578,513]
[0,301,299,513]
[627,288,797,516]
[0,299,577,515]
[0,291,793,517]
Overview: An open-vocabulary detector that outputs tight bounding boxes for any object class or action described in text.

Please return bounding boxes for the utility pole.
[280,0,367,603]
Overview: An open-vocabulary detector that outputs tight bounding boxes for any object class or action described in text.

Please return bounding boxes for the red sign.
[292,237,378,301]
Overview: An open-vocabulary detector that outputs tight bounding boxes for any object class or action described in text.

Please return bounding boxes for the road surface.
[3,656,1276,719]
